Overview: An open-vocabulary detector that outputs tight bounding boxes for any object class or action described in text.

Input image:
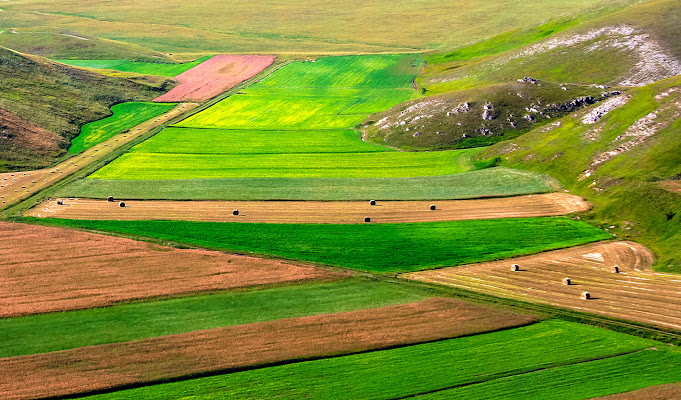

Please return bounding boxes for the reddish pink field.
[154,55,275,102]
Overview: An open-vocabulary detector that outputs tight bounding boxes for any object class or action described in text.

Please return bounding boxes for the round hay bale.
[581,292,591,300]
[369,200,376,206]
[429,204,436,210]
[510,264,519,271]
[563,277,571,286]
[119,201,126,208]
[611,265,620,273]
[364,216,371,223]
[107,196,114,202]
[56,199,63,205]
[233,209,239,216]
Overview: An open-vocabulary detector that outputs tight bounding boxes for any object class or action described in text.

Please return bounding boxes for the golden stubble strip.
[0,103,197,210]
[28,193,589,224]
[0,297,536,400]
[0,221,343,318]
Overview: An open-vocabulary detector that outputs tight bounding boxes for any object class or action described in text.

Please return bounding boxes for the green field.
[132,128,390,154]
[38,217,611,273]
[55,56,212,77]
[82,321,673,399]
[89,148,479,179]
[0,279,432,358]
[59,168,558,200]
[69,102,176,154]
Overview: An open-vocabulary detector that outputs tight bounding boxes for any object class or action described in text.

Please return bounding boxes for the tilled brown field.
[0,103,197,210]
[400,241,681,329]
[593,383,681,399]
[0,222,341,317]
[0,297,536,400]
[27,192,589,223]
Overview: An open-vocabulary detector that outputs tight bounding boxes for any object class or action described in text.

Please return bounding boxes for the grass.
[131,128,390,154]
[59,168,558,200]
[69,102,175,154]
[81,321,667,399]
[0,279,432,357]
[55,55,212,77]
[88,148,480,179]
[36,217,611,273]
[1,0,611,54]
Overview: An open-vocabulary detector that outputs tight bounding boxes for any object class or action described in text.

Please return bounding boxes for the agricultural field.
[154,55,276,102]
[55,56,212,77]
[404,241,681,330]
[2,298,535,400]
[66,321,681,400]
[0,221,339,317]
[38,217,611,273]
[69,102,176,154]
[29,193,589,223]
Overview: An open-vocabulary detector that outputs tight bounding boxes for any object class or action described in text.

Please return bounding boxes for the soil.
[401,241,681,330]
[0,297,536,400]
[27,193,590,224]
[592,383,681,399]
[0,103,197,210]
[0,108,64,154]
[0,221,341,317]
[153,55,276,102]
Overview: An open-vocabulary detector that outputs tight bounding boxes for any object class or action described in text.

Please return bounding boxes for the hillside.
[363,0,681,150]
[479,76,681,272]
[0,46,171,171]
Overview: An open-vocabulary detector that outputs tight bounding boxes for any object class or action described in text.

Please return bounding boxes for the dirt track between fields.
[401,241,681,330]
[0,297,536,400]
[0,103,197,211]
[0,221,341,317]
[27,193,590,223]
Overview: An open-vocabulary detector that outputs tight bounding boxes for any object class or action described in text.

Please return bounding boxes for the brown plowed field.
[0,297,536,400]
[0,103,197,210]
[154,55,276,102]
[400,241,681,330]
[0,221,341,317]
[27,193,589,223]
[593,383,681,399]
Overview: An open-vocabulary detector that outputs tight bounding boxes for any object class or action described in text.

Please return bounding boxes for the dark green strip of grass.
[81,321,663,400]
[36,217,611,273]
[0,279,429,358]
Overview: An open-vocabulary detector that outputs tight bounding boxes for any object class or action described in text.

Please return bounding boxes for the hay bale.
[56,199,63,205]
[510,264,519,271]
[119,201,126,208]
[430,204,436,210]
[581,292,591,300]
[563,277,571,286]
[611,265,619,273]
[364,216,371,223]
[233,209,239,216]
[369,200,376,206]
[107,196,114,202]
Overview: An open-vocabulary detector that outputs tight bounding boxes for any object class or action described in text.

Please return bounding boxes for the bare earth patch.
[400,241,681,330]
[27,193,589,224]
[154,55,275,102]
[592,383,681,400]
[0,221,341,317]
[0,297,536,400]
[0,103,196,210]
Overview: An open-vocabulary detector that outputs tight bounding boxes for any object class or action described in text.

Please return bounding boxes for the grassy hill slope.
[0,46,170,171]
[479,76,681,272]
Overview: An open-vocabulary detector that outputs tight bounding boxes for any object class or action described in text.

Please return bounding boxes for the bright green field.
[59,168,558,200]
[0,279,431,358]
[82,321,673,400]
[55,56,212,77]
[38,217,611,273]
[89,148,479,179]
[69,102,175,154]
[131,128,390,154]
